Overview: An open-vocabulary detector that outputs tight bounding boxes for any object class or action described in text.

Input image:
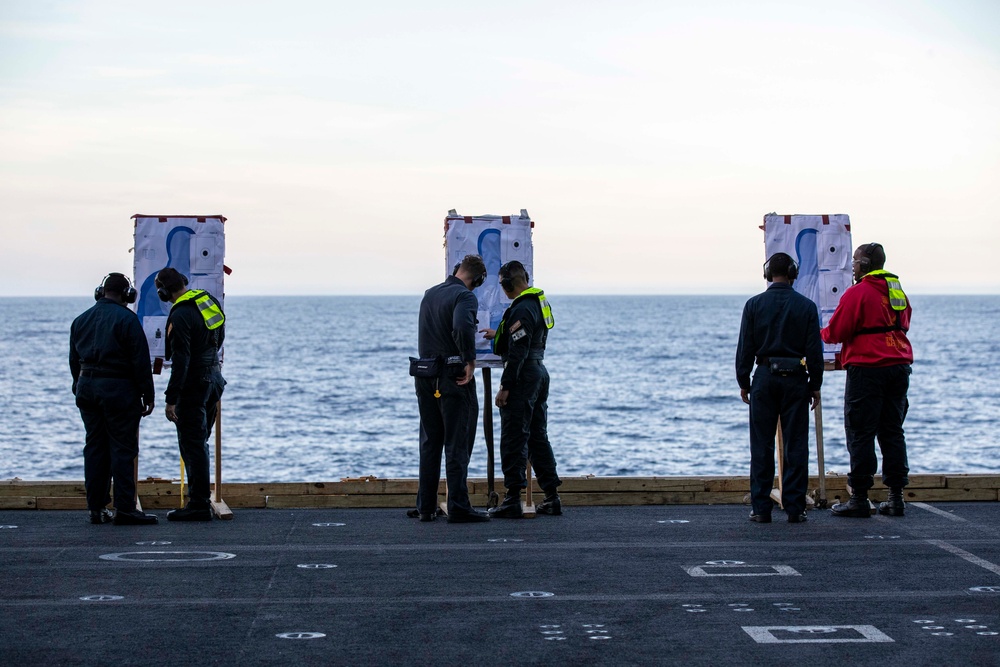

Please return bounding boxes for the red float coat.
[820,273,913,367]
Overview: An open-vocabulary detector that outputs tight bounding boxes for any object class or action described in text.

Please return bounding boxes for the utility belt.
[79,367,130,379]
[191,363,222,372]
[409,355,467,379]
[757,356,806,377]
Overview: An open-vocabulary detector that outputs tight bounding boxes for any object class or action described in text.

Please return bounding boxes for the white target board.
[131,214,227,368]
[762,213,852,363]
[444,209,533,365]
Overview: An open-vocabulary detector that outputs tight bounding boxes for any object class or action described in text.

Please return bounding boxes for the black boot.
[831,493,872,518]
[536,493,562,516]
[488,491,524,518]
[878,487,905,516]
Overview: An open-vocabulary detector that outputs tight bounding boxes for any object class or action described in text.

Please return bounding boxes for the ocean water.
[1,295,997,483]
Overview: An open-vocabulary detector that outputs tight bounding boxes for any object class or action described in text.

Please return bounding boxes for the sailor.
[736,253,824,524]
[70,272,158,525]
[822,242,913,518]
[481,260,562,518]
[413,254,491,523]
[155,267,226,522]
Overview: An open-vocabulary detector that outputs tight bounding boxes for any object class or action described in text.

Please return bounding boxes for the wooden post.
[770,423,785,509]
[133,427,143,512]
[814,392,828,508]
[482,367,499,508]
[209,400,233,520]
[522,459,536,518]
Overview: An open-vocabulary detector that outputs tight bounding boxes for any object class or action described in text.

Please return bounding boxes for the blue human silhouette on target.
[137,226,194,318]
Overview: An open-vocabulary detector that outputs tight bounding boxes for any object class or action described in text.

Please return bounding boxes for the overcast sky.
[1,0,998,296]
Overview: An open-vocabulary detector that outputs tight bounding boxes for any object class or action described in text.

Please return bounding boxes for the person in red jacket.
[821,242,913,518]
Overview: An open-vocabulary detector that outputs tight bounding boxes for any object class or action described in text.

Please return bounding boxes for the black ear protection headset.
[498,261,529,292]
[857,242,883,274]
[95,273,137,304]
[763,254,798,282]
[470,270,487,289]
[155,271,189,302]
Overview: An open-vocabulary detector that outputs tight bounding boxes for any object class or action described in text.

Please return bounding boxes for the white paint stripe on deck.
[911,502,966,522]
[926,539,1000,577]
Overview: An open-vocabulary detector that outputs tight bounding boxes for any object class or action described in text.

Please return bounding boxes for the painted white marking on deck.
[911,503,966,522]
[135,541,172,546]
[297,564,337,569]
[511,591,554,598]
[657,520,690,524]
[926,540,1000,576]
[311,522,346,527]
[685,564,800,577]
[742,625,893,644]
[488,538,524,543]
[99,551,236,562]
[80,595,123,601]
[276,632,325,640]
[0,525,17,529]
[970,586,1000,593]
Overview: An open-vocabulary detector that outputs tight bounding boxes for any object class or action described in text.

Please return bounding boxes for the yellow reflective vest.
[865,270,907,311]
[173,289,225,330]
[492,287,554,350]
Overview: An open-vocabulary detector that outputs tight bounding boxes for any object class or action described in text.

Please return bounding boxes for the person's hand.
[479,328,496,339]
[141,396,155,417]
[165,404,178,422]
[456,361,475,386]
[740,388,750,405]
[495,387,509,408]
[810,391,821,410]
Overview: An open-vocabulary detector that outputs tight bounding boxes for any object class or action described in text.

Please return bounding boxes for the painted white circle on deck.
[297,564,337,569]
[312,523,346,527]
[511,591,554,598]
[276,632,325,640]
[80,595,124,601]
[99,551,236,562]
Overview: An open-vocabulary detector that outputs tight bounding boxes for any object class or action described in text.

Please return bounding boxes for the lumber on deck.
[0,474,997,510]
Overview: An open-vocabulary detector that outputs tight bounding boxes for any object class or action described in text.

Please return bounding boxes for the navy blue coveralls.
[70,298,155,513]
[495,291,561,495]
[736,283,823,517]
[415,275,479,516]
[165,295,226,509]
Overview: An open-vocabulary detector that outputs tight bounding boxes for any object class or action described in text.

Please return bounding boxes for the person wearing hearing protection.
[155,267,226,522]
[822,243,913,519]
[480,260,561,518]
[70,272,158,526]
[412,254,490,524]
[736,253,824,525]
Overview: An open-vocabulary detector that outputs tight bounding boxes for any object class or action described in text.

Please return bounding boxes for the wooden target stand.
[771,361,855,512]
[770,395,827,511]
[131,402,233,520]
[438,366,537,518]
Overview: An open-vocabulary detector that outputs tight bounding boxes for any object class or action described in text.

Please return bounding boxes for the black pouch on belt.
[769,356,805,376]
[443,356,467,379]
[409,357,441,378]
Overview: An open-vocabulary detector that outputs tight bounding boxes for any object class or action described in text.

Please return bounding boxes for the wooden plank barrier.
[1,474,996,510]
